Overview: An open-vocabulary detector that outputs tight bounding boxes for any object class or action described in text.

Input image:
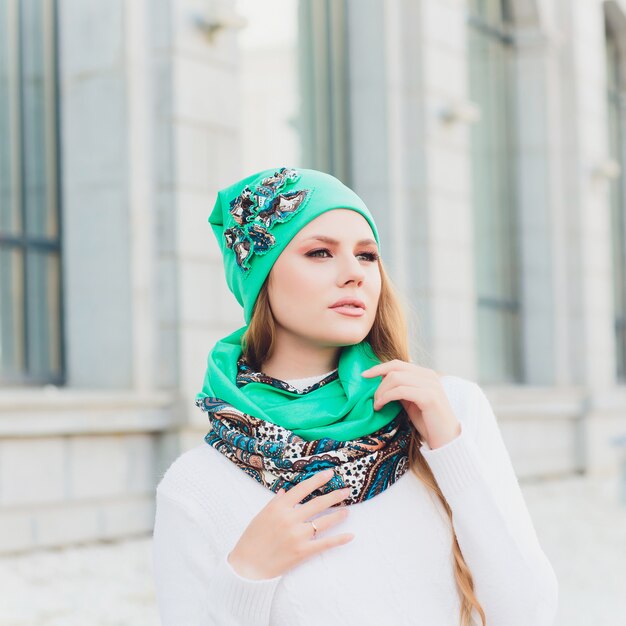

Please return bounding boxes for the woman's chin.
[318,327,369,347]
[295,315,373,346]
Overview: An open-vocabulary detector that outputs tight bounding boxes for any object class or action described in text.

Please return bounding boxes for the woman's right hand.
[227,468,354,580]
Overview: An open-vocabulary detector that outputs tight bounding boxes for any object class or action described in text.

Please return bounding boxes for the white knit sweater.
[152,375,559,625]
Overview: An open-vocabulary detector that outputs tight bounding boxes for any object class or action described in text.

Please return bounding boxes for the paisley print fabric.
[235,355,339,394]
[195,358,412,506]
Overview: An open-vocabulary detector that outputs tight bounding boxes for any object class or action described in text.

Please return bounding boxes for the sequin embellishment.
[224,167,312,272]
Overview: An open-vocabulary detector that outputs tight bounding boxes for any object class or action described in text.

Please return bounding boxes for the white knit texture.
[152,375,559,626]
[283,369,338,391]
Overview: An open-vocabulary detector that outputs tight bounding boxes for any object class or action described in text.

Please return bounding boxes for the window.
[0,0,63,385]
[298,0,351,184]
[606,23,626,382]
[468,0,523,383]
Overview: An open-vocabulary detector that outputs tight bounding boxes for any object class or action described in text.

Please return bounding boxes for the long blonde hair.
[242,259,486,626]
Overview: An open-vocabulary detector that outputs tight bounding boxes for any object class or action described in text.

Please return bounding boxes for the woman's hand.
[227,469,353,580]
[361,360,461,449]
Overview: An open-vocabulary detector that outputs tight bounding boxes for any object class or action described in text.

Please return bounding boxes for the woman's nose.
[337,255,366,285]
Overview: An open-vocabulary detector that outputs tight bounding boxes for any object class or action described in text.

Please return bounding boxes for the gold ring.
[309,519,318,538]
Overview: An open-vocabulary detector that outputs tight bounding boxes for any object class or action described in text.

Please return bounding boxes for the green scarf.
[195,325,403,441]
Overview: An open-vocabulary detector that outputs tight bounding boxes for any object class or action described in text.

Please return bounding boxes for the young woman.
[152,167,559,626]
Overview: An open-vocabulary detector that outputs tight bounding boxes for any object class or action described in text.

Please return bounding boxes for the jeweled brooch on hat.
[224,167,312,272]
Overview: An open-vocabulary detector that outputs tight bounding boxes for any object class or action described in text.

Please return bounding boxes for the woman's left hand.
[361,360,462,450]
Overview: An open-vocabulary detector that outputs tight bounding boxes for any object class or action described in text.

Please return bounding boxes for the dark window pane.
[298,0,350,184]
[0,245,25,375]
[0,0,21,236]
[26,248,61,379]
[468,0,522,384]
[0,0,63,386]
[21,0,57,240]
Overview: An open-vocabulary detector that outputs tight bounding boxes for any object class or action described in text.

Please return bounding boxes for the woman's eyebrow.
[302,235,378,246]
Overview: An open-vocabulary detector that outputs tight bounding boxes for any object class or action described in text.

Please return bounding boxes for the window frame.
[0,0,65,386]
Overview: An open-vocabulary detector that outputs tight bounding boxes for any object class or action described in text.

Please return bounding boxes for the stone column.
[513,21,571,386]
[348,0,478,378]
[155,0,246,449]
[561,0,617,390]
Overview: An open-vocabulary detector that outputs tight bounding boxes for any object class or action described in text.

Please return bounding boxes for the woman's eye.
[306,249,331,258]
[305,249,379,261]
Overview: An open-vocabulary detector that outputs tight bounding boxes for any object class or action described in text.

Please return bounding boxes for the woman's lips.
[330,305,365,317]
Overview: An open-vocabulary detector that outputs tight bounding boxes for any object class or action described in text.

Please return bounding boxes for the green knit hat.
[209,167,381,323]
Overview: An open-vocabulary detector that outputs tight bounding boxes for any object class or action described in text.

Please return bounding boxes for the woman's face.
[267,209,382,347]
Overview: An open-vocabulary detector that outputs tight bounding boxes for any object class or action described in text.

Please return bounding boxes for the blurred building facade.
[1,0,625,554]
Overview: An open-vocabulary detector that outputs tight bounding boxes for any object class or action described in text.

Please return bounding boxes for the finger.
[373,369,423,392]
[307,507,349,533]
[364,361,434,379]
[376,385,424,409]
[298,508,348,540]
[367,370,418,405]
[361,359,406,377]
[295,486,351,520]
[361,364,385,377]
[374,374,442,409]
[304,532,355,558]
[282,469,336,507]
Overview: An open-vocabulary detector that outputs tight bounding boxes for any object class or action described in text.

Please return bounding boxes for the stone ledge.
[0,389,180,437]
[0,495,155,555]
[482,384,588,419]
[481,383,626,419]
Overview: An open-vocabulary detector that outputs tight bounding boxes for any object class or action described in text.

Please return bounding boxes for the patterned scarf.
[195,356,413,506]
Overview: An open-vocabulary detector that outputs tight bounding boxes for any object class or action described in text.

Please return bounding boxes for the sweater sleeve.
[152,489,282,626]
[419,382,559,626]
